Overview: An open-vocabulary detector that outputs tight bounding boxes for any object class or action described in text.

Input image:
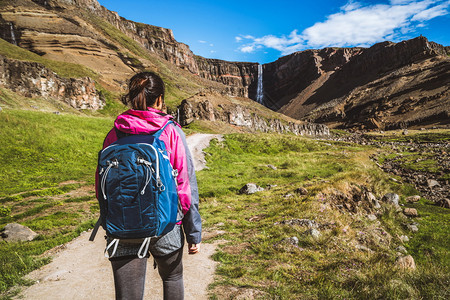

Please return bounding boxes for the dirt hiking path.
[14,134,223,300]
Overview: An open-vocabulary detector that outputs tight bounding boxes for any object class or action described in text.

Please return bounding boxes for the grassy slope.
[197,134,449,299]
[0,110,112,196]
[0,109,115,295]
[0,38,99,80]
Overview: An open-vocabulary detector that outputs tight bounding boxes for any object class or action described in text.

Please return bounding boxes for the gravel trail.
[13,134,223,300]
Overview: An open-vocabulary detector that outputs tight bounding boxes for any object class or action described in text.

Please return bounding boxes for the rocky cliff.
[1,0,448,130]
[195,57,258,98]
[0,54,103,109]
[263,37,449,129]
[1,0,258,97]
[174,92,330,136]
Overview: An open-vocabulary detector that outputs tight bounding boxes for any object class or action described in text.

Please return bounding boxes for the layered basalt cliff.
[0,54,103,109]
[2,0,257,97]
[262,47,362,110]
[175,93,330,136]
[195,57,258,98]
[1,0,448,130]
[263,37,449,129]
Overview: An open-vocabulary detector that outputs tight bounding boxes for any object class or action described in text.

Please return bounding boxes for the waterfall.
[9,23,17,45]
[176,107,180,124]
[256,64,264,104]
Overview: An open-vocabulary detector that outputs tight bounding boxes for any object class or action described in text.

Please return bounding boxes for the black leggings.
[110,249,184,300]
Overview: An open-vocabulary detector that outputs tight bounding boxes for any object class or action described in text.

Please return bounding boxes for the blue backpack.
[90,121,182,258]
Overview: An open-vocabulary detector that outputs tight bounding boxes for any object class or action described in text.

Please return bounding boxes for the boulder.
[399,235,410,242]
[406,195,421,203]
[239,183,264,195]
[1,223,38,242]
[283,236,299,246]
[382,193,400,206]
[427,179,440,188]
[396,255,416,270]
[367,214,377,221]
[355,244,372,252]
[306,228,321,239]
[407,224,419,232]
[266,164,277,170]
[403,208,418,217]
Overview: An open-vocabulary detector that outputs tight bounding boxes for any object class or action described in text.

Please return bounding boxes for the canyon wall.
[176,97,330,136]
[22,0,257,97]
[1,0,448,129]
[0,54,103,109]
[262,36,449,129]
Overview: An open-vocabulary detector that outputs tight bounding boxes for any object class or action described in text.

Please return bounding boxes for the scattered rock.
[53,111,60,115]
[0,106,2,112]
[275,219,318,229]
[382,193,400,206]
[1,223,38,242]
[372,200,382,209]
[355,244,372,252]
[367,214,377,221]
[396,246,408,254]
[406,195,421,203]
[265,184,277,190]
[400,235,409,242]
[266,164,277,170]
[406,224,419,232]
[283,236,299,246]
[427,179,440,188]
[284,193,294,199]
[437,198,450,208]
[396,255,416,270]
[294,187,308,195]
[31,105,39,110]
[403,208,418,217]
[239,183,264,195]
[306,228,321,239]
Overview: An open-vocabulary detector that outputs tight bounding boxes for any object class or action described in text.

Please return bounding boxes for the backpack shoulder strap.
[153,121,174,139]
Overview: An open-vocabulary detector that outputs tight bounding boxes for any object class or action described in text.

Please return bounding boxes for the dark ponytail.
[123,72,165,110]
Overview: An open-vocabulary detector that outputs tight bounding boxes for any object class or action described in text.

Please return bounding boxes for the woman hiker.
[96,71,202,300]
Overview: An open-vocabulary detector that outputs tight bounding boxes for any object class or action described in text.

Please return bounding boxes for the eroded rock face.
[268,37,449,129]
[0,55,103,109]
[176,98,330,136]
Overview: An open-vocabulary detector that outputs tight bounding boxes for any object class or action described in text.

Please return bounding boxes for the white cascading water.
[9,23,17,45]
[256,64,264,104]
[177,107,180,124]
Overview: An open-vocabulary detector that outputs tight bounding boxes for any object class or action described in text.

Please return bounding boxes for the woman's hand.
[188,243,201,254]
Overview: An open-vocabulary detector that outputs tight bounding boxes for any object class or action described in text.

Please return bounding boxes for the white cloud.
[237,0,449,55]
[198,40,207,43]
[411,1,450,21]
[240,45,256,53]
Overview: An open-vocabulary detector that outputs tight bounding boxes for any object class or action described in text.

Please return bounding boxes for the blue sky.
[97,0,450,64]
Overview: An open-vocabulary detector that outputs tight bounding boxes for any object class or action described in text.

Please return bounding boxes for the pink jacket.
[97,108,202,244]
